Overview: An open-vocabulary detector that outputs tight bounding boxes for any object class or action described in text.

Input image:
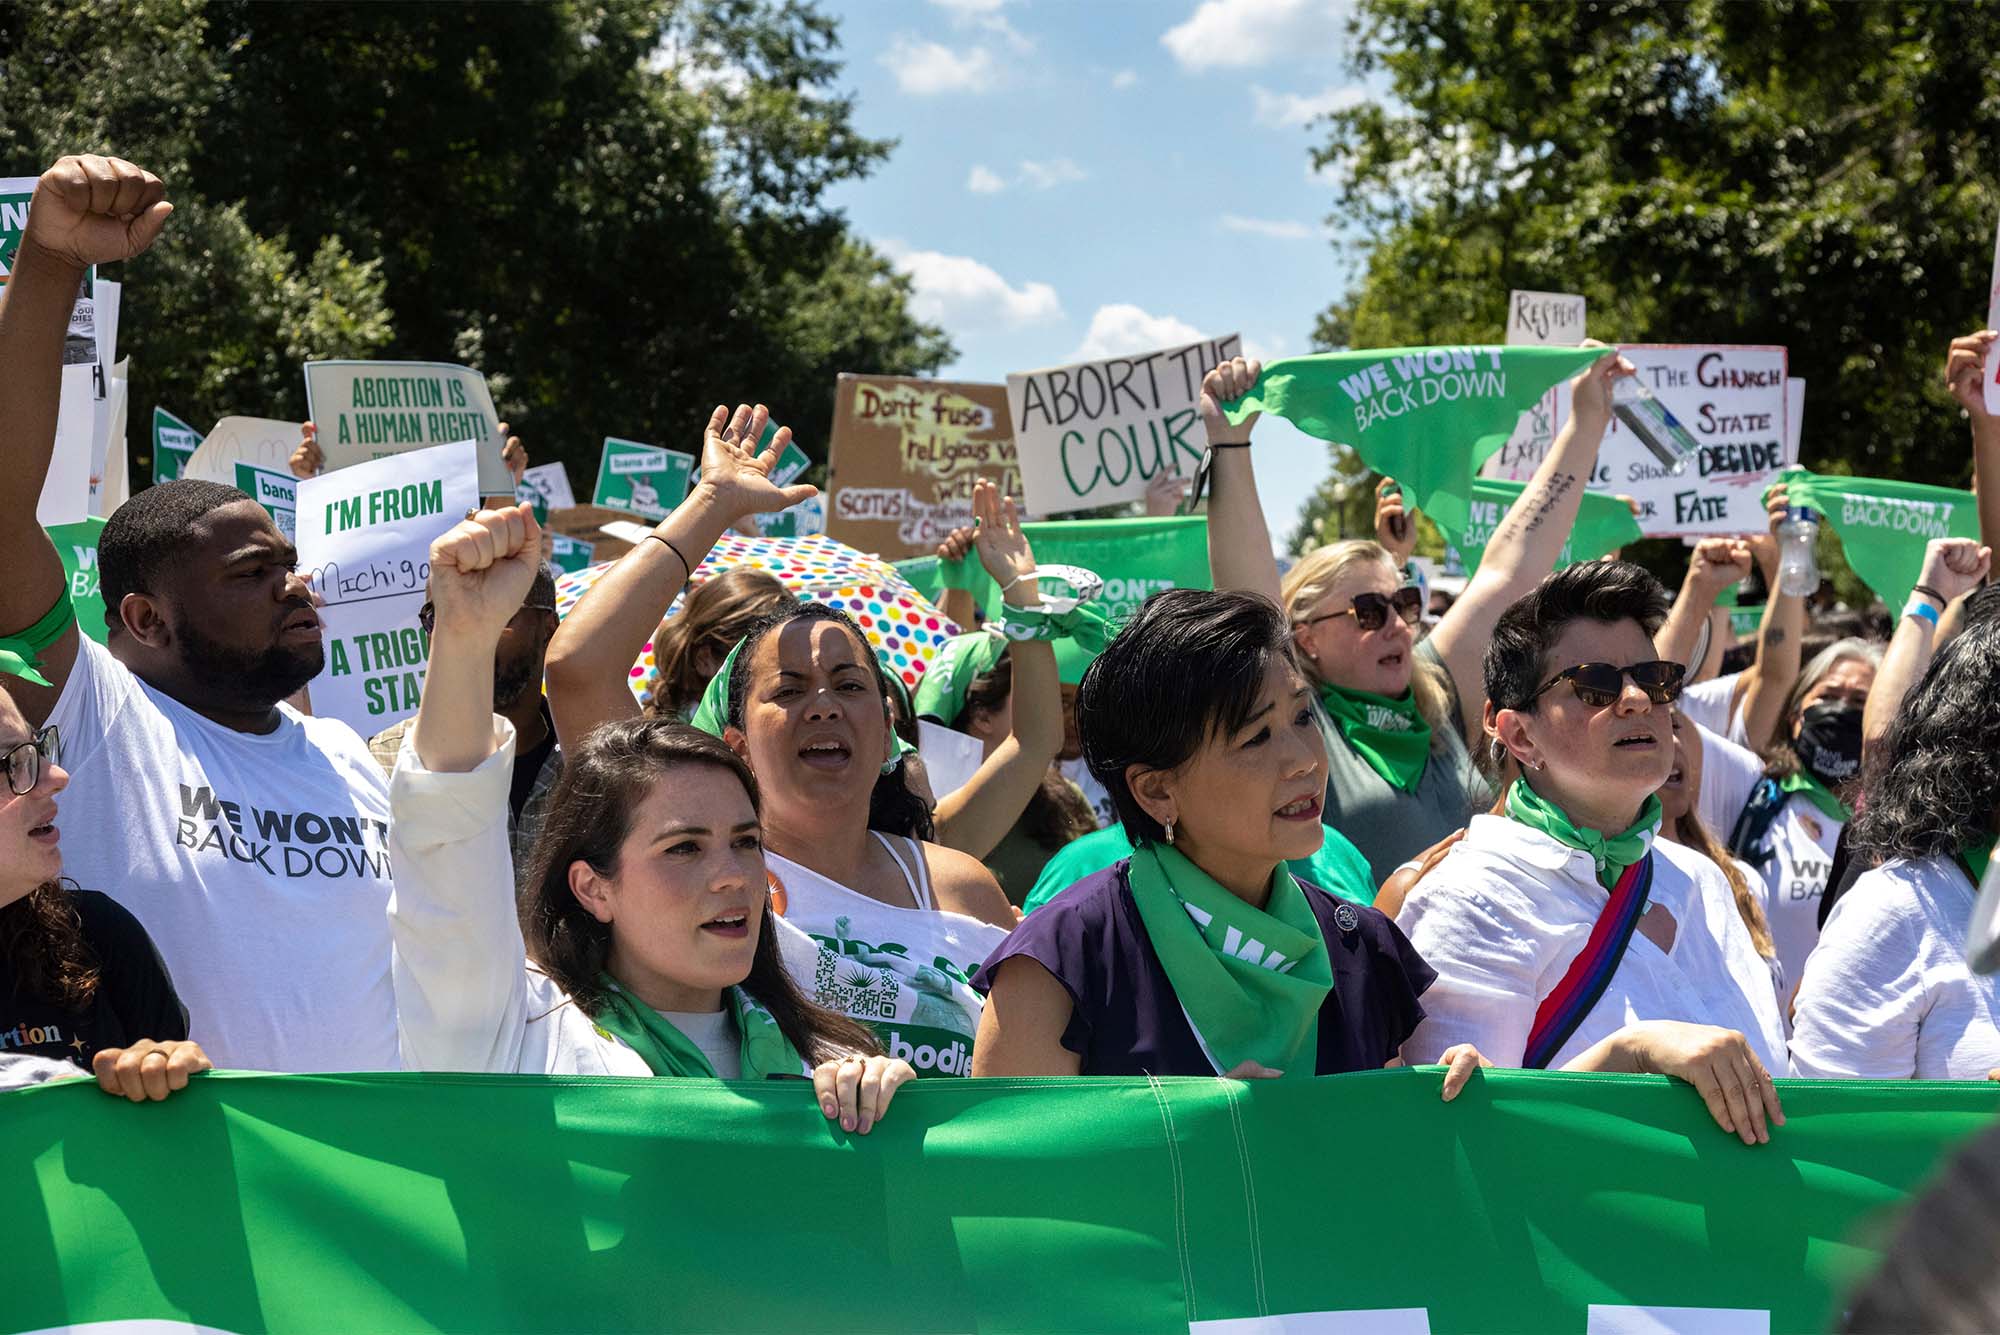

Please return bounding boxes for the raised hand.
[21,155,173,271]
[497,421,528,483]
[971,479,1039,607]
[1145,471,1191,517]
[1915,537,1992,606]
[1685,538,1753,601]
[935,523,977,565]
[1944,330,1998,420]
[695,403,817,524]
[290,422,325,480]
[1374,477,1416,565]
[1566,342,1637,426]
[1199,356,1263,447]
[428,503,544,642]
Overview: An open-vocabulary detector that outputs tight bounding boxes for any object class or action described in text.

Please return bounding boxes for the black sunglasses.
[1527,660,1686,710]
[3,725,60,797]
[1303,587,1424,633]
[417,602,556,636]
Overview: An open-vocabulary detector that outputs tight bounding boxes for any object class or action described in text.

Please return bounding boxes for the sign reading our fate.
[303,360,512,494]
[297,438,480,739]
[592,437,694,520]
[1008,333,1241,516]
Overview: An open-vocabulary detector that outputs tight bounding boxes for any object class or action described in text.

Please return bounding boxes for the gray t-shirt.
[1321,640,1494,888]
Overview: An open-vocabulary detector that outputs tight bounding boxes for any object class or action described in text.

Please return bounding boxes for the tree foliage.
[0,0,949,488]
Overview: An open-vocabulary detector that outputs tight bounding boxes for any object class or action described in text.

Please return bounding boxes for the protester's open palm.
[24,155,173,269]
[971,479,1036,597]
[699,403,817,522]
[429,504,543,639]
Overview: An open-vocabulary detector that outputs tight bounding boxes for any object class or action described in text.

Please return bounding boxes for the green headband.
[686,624,915,774]
[911,630,1008,725]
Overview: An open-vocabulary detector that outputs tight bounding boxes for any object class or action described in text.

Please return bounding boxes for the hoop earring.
[1164,818,1176,846]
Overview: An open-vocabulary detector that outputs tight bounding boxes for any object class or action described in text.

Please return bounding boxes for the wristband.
[1903,598,1941,629]
[1912,584,1949,607]
[644,533,693,578]
[1003,564,1104,614]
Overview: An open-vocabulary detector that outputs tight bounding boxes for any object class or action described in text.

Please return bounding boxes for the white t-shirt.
[49,635,398,1072]
[659,1008,741,1078]
[1790,856,2000,1080]
[1747,795,1843,1009]
[1680,672,1749,748]
[1694,722,1763,847]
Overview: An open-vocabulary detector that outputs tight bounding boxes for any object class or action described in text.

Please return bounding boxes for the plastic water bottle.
[1777,506,1822,598]
[1610,377,1698,475]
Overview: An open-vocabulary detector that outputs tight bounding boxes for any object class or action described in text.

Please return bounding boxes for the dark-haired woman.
[0,681,209,1101]
[1790,613,2000,1079]
[388,507,915,1129]
[970,588,1487,1093]
[1396,562,1789,1143]
[649,568,796,720]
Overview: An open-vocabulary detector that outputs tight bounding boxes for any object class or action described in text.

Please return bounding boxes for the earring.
[1164,818,1176,846]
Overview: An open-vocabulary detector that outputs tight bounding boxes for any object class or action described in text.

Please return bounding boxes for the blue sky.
[818,0,1371,544]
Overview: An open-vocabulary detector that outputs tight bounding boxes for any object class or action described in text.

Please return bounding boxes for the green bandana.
[590,975,803,1079]
[687,631,916,773]
[0,591,77,688]
[1440,479,1642,578]
[1769,468,1979,611]
[1222,346,1605,531]
[911,631,1007,724]
[1779,770,1852,826]
[1316,682,1432,793]
[1962,833,1996,887]
[1507,780,1663,891]
[1125,844,1333,1077]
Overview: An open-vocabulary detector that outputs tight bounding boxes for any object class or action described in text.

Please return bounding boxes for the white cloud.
[1070,304,1207,361]
[966,164,1006,194]
[1242,333,1288,363]
[1162,0,1349,72]
[1251,82,1366,128]
[1017,157,1087,190]
[882,241,1062,330]
[1221,213,1316,240]
[1111,68,1140,90]
[927,0,1033,53]
[881,35,998,95]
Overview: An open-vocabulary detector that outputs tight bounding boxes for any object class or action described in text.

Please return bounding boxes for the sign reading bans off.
[1009,332,1240,516]
[825,375,1014,561]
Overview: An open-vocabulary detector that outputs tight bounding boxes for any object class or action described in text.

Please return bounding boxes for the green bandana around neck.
[1769,468,1980,611]
[1221,346,1605,532]
[1778,770,1852,826]
[687,629,915,774]
[911,631,1007,724]
[590,975,802,1079]
[1124,844,1333,1077]
[1507,780,1663,891]
[1316,681,1432,793]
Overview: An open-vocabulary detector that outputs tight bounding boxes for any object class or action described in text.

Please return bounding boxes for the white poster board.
[1785,378,1805,464]
[296,439,480,739]
[517,462,576,511]
[1484,292,1584,484]
[304,360,511,494]
[1505,290,1586,346]
[35,362,95,527]
[916,720,986,804]
[183,416,302,484]
[90,355,129,518]
[1009,333,1241,515]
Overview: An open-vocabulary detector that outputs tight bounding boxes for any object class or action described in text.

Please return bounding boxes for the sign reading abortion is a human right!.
[304,360,512,494]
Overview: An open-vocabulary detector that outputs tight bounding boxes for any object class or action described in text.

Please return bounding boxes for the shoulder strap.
[869,831,930,910]
[1521,854,1655,1070]
[1727,777,1786,868]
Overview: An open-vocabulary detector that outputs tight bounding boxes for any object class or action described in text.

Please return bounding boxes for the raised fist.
[22,155,173,271]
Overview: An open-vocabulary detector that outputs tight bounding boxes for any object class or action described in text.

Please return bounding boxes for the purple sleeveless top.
[971,860,1434,1077]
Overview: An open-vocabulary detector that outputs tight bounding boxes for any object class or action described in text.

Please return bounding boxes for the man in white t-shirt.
[0,156,397,1072]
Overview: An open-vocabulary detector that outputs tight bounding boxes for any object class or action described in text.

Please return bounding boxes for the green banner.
[1439,478,1642,578]
[45,516,108,644]
[1225,346,1603,531]
[898,515,1211,631]
[1773,467,1979,610]
[3,1070,1991,1333]
[152,406,203,484]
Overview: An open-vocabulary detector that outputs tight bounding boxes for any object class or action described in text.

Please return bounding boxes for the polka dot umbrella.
[553,532,963,710]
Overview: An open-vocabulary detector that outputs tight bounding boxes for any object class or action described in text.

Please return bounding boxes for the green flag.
[1772,467,1979,609]
[1223,346,1605,530]
[898,516,1211,631]
[45,516,109,644]
[1439,478,1642,578]
[1,1070,1992,1333]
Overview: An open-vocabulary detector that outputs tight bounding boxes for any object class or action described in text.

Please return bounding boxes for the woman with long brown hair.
[649,568,797,721]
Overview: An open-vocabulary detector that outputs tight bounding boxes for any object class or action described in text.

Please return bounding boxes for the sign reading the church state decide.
[297,439,480,738]
[548,533,595,575]
[234,462,298,540]
[592,437,694,521]
[825,374,1015,561]
[1009,332,1241,516]
[151,406,202,483]
[303,360,512,494]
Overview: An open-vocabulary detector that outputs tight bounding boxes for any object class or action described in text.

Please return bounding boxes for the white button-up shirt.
[1395,815,1788,1073]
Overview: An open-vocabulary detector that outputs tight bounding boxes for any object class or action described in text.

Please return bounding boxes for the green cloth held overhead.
[1769,468,1979,611]
[1439,478,1641,578]
[911,631,1008,723]
[1507,781,1663,892]
[1222,346,1605,531]
[1023,823,1376,916]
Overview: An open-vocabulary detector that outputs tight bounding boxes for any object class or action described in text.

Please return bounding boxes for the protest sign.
[46,516,108,644]
[151,406,203,483]
[182,416,301,485]
[548,533,595,575]
[1773,467,1979,609]
[1,175,99,370]
[770,437,811,488]
[1786,377,1805,462]
[35,363,94,527]
[592,437,694,520]
[1438,479,1641,578]
[516,461,575,513]
[303,359,511,493]
[7,1069,1992,1335]
[1009,333,1241,516]
[916,719,985,801]
[825,375,1016,561]
[759,493,825,539]
[297,439,479,738]
[88,356,129,518]
[1505,290,1587,346]
[235,461,299,539]
[896,515,1210,632]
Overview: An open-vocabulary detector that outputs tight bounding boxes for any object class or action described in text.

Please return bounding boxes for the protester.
[649,569,797,721]
[971,588,1486,1094]
[1659,711,1782,999]
[0,155,399,1072]
[1789,614,2000,1080]
[1859,538,1990,753]
[1671,488,1803,751]
[0,682,211,1101]
[384,505,913,1126]
[1396,562,1787,1143]
[1200,350,1637,884]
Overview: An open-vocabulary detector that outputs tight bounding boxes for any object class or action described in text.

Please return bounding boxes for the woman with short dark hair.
[970,588,1484,1092]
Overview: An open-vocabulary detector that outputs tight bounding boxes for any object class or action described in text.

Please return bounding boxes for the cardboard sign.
[235,462,299,539]
[1504,291,1587,347]
[296,439,480,738]
[1008,333,1241,516]
[1486,345,1789,537]
[517,462,575,511]
[182,416,301,485]
[303,360,511,493]
[592,437,694,520]
[825,375,1016,561]
[548,533,595,575]
[152,407,202,484]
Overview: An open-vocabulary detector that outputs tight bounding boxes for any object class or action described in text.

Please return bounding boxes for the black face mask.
[1794,701,1863,787]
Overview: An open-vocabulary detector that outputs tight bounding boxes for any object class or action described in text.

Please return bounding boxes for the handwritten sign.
[1505,291,1587,347]
[303,360,511,494]
[592,437,694,520]
[296,439,480,738]
[1009,333,1241,516]
[825,375,1015,561]
[182,416,301,485]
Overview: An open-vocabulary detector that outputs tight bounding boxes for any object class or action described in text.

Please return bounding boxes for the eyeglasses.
[3,726,60,797]
[417,602,557,636]
[1526,660,1686,710]
[1302,587,1424,633]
